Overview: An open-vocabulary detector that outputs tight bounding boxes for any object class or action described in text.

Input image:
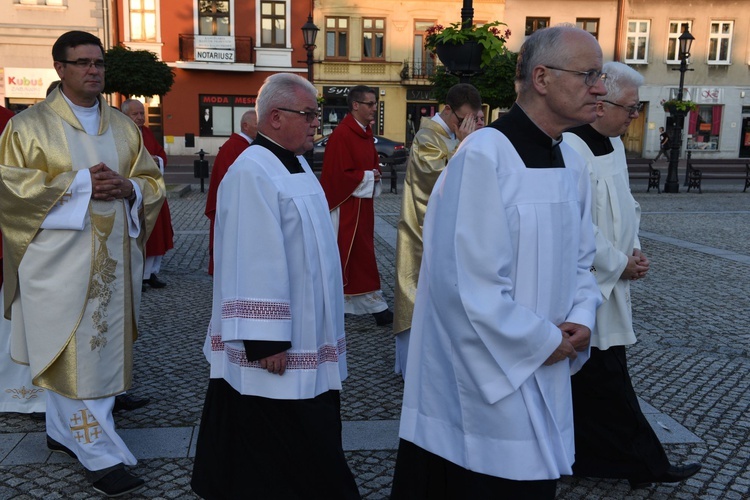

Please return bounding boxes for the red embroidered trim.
[222,299,291,321]
[210,334,346,370]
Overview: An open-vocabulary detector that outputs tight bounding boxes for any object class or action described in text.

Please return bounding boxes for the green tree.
[430,51,518,111]
[103,45,175,98]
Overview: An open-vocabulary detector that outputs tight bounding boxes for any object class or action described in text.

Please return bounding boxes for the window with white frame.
[130,0,157,41]
[667,20,692,63]
[708,21,733,64]
[260,1,286,47]
[625,20,649,63]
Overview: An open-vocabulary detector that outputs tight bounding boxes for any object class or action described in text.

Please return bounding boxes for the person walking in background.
[393,83,481,379]
[204,109,257,275]
[122,99,174,290]
[391,26,604,498]
[320,85,392,326]
[191,73,359,499]
[654,126,670,161]
[564,61,701,490]
[0,31,164,497]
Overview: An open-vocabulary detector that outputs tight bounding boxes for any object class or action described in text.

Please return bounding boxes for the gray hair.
[600,61,644,102]
[515,24,588,94]
[240,108,257,124]
[256,73,316,122]
[121,99,143,114]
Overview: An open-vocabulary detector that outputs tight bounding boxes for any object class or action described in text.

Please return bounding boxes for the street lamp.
[664,28,695,193]
[301,14,319,83]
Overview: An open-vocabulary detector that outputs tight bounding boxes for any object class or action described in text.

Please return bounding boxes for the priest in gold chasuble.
[0,30,163,496]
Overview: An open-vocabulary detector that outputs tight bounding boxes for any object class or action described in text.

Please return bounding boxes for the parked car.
[312,134,408,170]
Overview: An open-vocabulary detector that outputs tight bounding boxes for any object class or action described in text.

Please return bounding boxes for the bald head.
[240,109,258,140]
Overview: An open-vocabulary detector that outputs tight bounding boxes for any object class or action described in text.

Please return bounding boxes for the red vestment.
[319,113,381,295]
[204,133,251,274]
[141,125,174,257]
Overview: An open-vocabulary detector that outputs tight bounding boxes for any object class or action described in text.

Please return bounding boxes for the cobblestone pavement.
[1,180,749,499]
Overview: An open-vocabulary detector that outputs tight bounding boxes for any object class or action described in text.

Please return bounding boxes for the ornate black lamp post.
[301,15,319,166]
[664,28,695,193]
[301,14,319,83]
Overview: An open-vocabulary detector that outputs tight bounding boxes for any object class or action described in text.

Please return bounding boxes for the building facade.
[0,0,108,112]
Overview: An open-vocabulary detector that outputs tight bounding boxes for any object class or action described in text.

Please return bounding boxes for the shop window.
[667,20,691,64]
[625,20,649,63]
[687,105,722,151]
[130,0,157,41]
[576,18,599,39]
[199,94,257,137]
[325,17,348,59]
[525,17,549,36]
[362,18,385,60]
[199,1,230,36]
[261,1,286,47]
[708,21,733,65]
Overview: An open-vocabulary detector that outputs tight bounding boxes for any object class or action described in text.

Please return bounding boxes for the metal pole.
[664,54,688,193]
[460,0,474,28]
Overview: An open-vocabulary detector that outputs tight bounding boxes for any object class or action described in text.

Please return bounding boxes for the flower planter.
[435,41,484,78]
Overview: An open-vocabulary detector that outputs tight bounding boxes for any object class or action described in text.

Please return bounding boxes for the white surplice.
[0,286,45,413]
[563,134,639,349]
[399,127,601,480]
[203,146,348,400]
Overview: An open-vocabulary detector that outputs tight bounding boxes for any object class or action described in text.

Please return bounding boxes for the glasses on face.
[602,99,644,116]
[57,58,106,70]
[544,65,606,87]
[277,107,318,123]
[355,100,378,108]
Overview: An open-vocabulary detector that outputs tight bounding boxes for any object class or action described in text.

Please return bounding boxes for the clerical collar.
[60,91,100,135]
[238,131,253,144]
[567,123,614,156]
[432,113,453,139]
[489,104,565,168]
[353,116,369,132]
[251,132,304,174]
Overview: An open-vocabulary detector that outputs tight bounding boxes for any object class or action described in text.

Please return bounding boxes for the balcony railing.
[178,35,254,64]
[400,58,440,81]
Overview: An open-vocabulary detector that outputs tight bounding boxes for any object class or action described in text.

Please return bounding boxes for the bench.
[627,159,661,193]
[685,152,750,193]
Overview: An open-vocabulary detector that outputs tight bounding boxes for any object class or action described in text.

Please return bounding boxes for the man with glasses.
[191,73,359,499]
[392,26,604,498]
[393,83,481,379]
[0,30,164,497]
[564,61,701,489]
[320,85,393,326]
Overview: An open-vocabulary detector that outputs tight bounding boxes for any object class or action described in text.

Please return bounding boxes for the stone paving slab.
[1,185,748,498]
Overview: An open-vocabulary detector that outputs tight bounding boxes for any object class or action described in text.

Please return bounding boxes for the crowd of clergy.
[0,23,702,500]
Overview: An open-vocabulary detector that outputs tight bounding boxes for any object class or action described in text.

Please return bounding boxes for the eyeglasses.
[277,107,318,123]
[543,65,606,87]
[57,59,106,70]
[355,100,378,107]
[601,99,644,116]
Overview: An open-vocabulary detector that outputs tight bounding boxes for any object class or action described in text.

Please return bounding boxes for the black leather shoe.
[92,467,145,497]
[372,309,394,326]
[629,463,702,489]
[114,394,150,412]
[144,273,167,288]
[47,435,76,459]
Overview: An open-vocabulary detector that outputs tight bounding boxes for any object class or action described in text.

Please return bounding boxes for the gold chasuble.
[393,118,459,334]
[0,88,164,399]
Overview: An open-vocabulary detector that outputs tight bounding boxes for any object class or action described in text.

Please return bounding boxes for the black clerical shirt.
[489,104,566,168]
[567,123,615,156]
